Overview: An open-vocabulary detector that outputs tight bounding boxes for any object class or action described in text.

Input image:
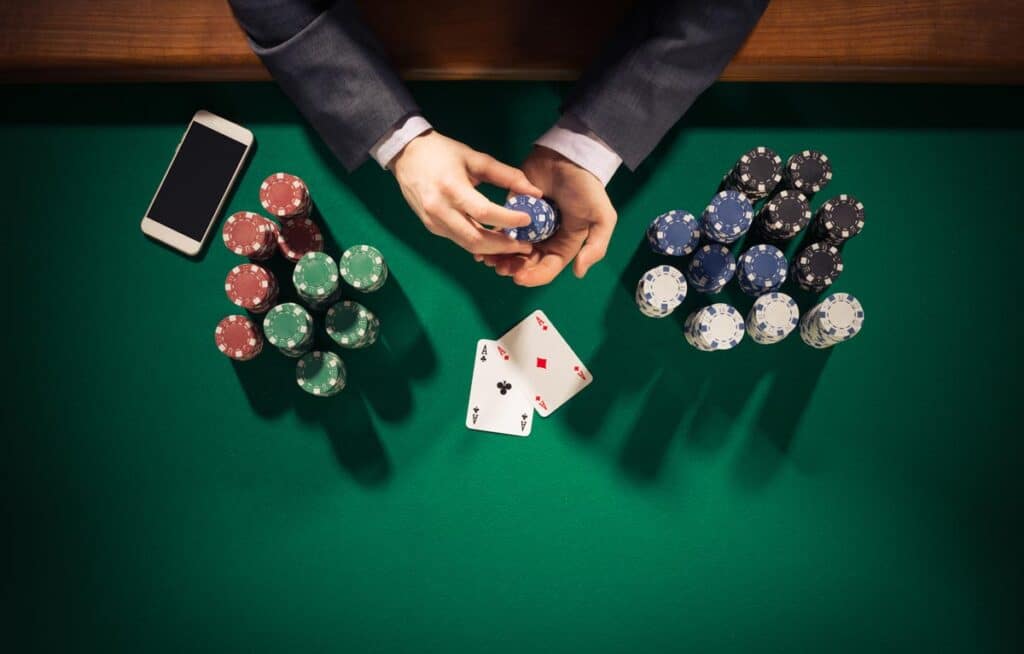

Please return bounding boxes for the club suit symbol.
[472,406,479,424]
[496,381,512,395]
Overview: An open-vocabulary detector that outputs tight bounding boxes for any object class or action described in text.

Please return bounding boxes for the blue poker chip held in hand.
[502,194,560,244]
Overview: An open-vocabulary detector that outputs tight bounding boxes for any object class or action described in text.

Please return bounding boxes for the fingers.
[467,153,543,197]
[513,253,570,287]
[442,208,532,256]
[573,208,617,278]
[453,189,531,228]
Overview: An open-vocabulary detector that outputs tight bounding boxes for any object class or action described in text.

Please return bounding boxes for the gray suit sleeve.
[564,0,770,170]
[228,0,419,171]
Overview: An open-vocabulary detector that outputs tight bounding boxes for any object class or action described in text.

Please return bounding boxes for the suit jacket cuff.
[369,115,433,169]
[535,114,622,186]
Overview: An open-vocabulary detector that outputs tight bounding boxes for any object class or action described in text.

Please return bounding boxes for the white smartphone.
[141,110,254,256]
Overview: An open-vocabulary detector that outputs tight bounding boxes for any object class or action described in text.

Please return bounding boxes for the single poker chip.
[259,172,310,218]
[814,194,865,242]
[757,190,811,239]
[738,244,787,296]
[785,150,833,195]
[214,315,263,361]
[702,190,754,243]
[747,292,800,343]
[814,292,865,340]
[296,351,347,396]
[222,211,275,258]
[637,265,687,313]
[646,210,700,256]
[263,302,313,350]
[686,244,736,293]
[503,195,560,244]
[277,217,324,262]
[326,300,379,348]
[689,303,745,351]
[793,241,843,290]
[339,244,387,292]
[224,264,277,312]
[293,251,339,301]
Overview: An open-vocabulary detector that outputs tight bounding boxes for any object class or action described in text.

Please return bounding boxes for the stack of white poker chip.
[746,292,800,344]
[799,292,865,349]
[683,303,745,351]
[635,265,688,318]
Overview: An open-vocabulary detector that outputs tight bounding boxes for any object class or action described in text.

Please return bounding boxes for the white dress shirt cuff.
[535,115,622,186]
[370,114,433,169]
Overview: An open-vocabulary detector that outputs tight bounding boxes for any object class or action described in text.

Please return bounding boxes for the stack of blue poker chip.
[701,190,754,243]
[685,244,736,294]
[646,210,700,256]
[635,265,687,318]
[683,303,745,351]
[737,244,788,296]
[746,292,799,344]
[502,195,560,244]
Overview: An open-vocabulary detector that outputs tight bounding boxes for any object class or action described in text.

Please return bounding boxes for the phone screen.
[147,121,248,241]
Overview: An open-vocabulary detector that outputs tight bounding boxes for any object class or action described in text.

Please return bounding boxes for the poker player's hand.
[477,146,617,287]
[390,130,543,256]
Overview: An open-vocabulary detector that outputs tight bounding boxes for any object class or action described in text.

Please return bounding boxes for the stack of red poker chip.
[224,263,279,313]
[214,314,264,361]
[260,172,311,218]
[277,215,324,262]
[222,211,279,260]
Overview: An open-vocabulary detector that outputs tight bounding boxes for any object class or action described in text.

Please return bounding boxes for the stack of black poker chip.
[812,194,866,243]
[754,190,812,241]
[791,241,843,293]
[779,149,833,198]
[718,146,784,202]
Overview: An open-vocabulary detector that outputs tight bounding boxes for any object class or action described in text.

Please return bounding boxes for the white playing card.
[466,339,534,437]
[497,310,593,417]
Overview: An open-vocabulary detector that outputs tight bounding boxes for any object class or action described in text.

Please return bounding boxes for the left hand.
[476,146,617,287]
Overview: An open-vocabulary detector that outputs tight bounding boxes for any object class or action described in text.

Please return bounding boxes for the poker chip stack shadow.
[214,171,392,396]
[634,145,868,351]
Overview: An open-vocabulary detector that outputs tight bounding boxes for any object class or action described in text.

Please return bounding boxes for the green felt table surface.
[4,82,1023,653]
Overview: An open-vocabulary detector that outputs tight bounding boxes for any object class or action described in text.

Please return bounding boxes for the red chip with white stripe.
[224,263,278,313]
[259,172,310,218]
[277,217,324,262]
[214,315,264,361]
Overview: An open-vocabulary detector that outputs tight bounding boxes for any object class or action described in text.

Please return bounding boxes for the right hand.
[390,130,543,256]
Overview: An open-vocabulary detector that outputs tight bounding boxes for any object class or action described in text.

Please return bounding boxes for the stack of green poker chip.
[262,302,314,357]
[293,251,340,307]
[295,351,347,397]
[339,244,388,292]
[325,300,380,349]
